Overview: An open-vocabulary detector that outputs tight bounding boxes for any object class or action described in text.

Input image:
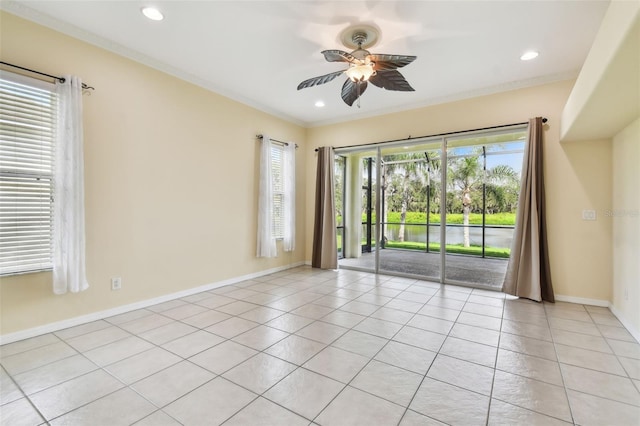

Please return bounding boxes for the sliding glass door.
[336,125,526,290]
[377,141,441,282]
[443,129,525,287]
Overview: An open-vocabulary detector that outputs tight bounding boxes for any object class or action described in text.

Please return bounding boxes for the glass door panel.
[377,141,441,281]
[337,149,378,273]
[444,130,526,288]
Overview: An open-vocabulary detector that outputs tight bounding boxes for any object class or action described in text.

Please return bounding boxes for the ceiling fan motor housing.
[352,31,368,47]
[340,24,380,50]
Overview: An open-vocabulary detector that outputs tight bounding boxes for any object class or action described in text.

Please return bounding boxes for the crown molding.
[307,70,578,128]
[1,1,580,129]
[0,1,307,128]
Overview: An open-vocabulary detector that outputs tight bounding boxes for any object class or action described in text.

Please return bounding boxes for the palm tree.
[485,165,520,213]
[448,156,482,247]
[448,155,518,247]
[382,153,427,242]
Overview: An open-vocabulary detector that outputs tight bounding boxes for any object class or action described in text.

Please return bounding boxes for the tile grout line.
[484,290,506,426]
[0,364,50,425]
[3,270,303,424]
[394,283,468,426]
[545,300,577,425]
[4,274,479,424]
[3,266,640,425]
[213,271,372,424]
[309,292,428,423]
[245,274,425,423]
[132,268,335,425]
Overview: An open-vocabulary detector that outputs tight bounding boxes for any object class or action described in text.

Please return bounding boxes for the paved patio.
[339,249,508,290]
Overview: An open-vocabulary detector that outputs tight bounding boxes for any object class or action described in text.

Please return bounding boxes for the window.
[257,136,294,257]
[271,144,284,239]
[0,72,57,275]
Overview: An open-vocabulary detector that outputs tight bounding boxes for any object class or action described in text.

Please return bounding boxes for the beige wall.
[0,11,625,338]
[611,118,640,334]
[561,0,639,141]
[305,80,613,302]
[0,13,307,335]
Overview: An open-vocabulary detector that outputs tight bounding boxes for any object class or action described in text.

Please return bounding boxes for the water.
[380,223,514,249]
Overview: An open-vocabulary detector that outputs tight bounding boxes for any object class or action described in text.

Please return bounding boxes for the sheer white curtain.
[257,135,277,257]
[53,76,89,294]
[283,142,296,252]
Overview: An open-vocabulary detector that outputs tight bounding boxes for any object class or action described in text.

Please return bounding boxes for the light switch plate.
[111,277,122,291]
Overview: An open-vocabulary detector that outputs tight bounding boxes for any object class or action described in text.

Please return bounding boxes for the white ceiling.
[3,0,610,127]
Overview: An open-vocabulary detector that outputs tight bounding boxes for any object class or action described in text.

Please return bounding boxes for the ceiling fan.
[297,26,417,107]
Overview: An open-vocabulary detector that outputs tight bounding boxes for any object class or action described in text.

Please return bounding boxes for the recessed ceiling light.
[520,51,539,61]
[315,100,325,108]
[141,7,164,21]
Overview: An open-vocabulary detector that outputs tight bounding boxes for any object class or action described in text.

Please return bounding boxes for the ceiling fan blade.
[368,54,417,71]
[297,70,345,90]
[369,70,415,91]
[322,50,357,63]
[341,78,368,106]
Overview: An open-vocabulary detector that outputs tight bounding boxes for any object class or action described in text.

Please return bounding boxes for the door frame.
[335,123,528,290]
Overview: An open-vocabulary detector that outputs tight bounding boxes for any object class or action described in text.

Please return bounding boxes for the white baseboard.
[0,261,305,346]
[554,294,610,307]
[555,294,639,343]
[609,304,640,343]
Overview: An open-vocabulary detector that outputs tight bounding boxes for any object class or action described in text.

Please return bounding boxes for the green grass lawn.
[383,212,516,226]
[338,235,510,259]
[384,241,510,258]
[338,211,513,258]
[340,212,516,226]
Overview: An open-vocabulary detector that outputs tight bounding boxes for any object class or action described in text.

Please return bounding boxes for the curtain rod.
[256,134,298,148]
[0,61,95,90]
[314,118,547,152]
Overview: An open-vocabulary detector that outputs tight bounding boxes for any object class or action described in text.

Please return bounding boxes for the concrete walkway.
[339,249,508,289]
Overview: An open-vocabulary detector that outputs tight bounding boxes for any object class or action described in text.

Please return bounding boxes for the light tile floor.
[1,266,640,425]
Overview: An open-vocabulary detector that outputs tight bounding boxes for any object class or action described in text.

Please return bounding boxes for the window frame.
[0,71,57,276]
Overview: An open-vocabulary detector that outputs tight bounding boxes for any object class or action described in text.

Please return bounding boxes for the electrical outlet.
[582,209,597,221]
[111,277,122,291]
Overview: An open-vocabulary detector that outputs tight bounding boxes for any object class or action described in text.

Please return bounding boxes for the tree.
[448,156,482,247]
[448,155,518,247]
[380,147,518,249]
[486,164,520,212]
[382,153,430,242]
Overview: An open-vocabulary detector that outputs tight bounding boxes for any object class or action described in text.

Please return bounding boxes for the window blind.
[271,144,284,239]
[0,73,57,275]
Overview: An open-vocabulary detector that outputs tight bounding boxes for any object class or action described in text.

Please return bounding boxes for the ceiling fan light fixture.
[345,63,375,82]
[297,26,416,107]
[141,7,164,21]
